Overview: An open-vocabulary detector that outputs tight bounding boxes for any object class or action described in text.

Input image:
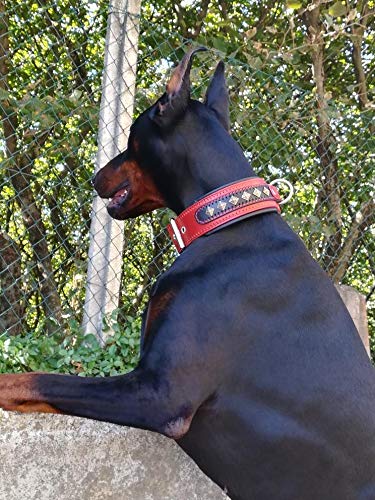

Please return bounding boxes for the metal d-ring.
[270,178,294,205]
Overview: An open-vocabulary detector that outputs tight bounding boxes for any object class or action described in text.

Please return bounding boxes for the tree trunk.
[303,4,343,276]
[0,233,25,335]
[0,1,62,333]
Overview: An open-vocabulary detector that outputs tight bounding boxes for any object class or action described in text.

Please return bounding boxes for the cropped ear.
[204,61,230,132]
[151,46,207,128]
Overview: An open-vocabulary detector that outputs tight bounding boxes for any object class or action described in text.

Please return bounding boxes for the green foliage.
[0,316,141,376]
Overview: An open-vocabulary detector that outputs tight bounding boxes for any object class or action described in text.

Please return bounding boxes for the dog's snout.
[92,169,105,196]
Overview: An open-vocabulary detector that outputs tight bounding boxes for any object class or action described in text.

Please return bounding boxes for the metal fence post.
[82,0,142,343]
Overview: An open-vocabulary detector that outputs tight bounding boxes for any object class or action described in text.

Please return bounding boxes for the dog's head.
[94,47,251,219]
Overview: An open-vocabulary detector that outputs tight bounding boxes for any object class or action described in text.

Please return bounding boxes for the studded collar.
[167,177,282,253]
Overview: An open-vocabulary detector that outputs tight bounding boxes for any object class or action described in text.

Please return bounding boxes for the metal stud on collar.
[270,178,294,205]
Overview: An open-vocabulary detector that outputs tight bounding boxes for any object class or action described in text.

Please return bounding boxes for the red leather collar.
[167,177,282,253]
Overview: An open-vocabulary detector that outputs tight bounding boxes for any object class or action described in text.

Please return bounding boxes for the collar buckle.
[169,218,185,251]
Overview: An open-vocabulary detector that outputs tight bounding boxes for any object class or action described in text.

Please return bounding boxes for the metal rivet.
[181,226,186,233]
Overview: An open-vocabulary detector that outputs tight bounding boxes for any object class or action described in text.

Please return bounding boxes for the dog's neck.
[162,127,257,214]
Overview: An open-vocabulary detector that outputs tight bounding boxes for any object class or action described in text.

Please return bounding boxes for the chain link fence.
[0,1,374,360]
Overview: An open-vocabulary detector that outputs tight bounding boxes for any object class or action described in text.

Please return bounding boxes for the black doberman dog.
[1,48,374,500]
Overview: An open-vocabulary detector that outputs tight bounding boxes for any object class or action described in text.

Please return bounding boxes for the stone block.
[336,284,370,355]
[0,411,228,500]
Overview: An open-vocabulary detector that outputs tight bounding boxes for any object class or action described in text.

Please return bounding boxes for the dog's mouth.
[107,186,130,208]
[107,185,131,213]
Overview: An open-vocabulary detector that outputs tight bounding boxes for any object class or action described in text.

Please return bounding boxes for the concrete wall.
[0,285,369,500]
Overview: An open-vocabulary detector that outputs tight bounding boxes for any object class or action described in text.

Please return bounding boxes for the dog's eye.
[132,138,140,154]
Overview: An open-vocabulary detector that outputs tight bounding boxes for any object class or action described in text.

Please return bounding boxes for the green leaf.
[328,2,347,17]
[0,88,10,100]
[245,55,262,70]
[212,38,228,54]
[286,1,302,9]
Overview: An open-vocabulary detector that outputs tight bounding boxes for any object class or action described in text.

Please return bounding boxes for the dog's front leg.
[0,367,195,439]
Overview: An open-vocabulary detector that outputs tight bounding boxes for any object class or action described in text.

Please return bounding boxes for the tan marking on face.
[126,160,165,216]
[95,157,165,219]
